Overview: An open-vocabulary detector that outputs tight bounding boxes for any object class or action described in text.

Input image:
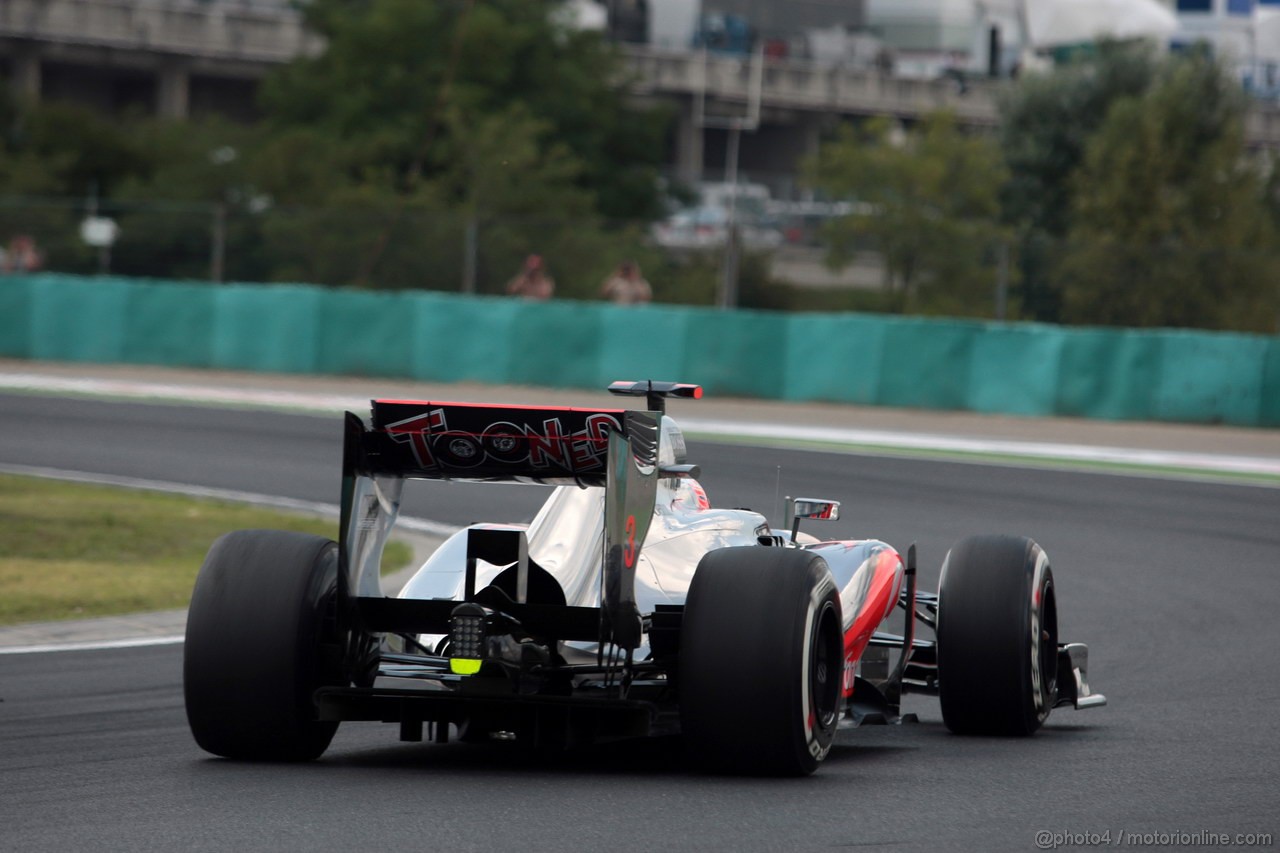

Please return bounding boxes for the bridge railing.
[622,46,1000,125]
[0,0,320,63]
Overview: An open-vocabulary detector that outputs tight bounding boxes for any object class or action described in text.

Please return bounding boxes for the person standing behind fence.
[3,235,43,273]
[600,259,652,305]
[506,254,555,300]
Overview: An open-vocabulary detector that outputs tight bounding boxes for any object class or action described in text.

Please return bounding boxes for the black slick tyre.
[936,534,1059,736]
[184,529,347,761]
[679,546,843,776]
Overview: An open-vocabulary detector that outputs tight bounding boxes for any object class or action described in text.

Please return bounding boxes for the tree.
[998,40,1159,321]
[1054,51,1280,331]
[259,0,670,221]
[231,0,677,290]
[804,112,1009,317]
[0,94,158,274]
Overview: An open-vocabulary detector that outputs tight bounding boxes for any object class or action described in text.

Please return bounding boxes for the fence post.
[995,239,1009,321]
[210,202,226,283]
[463,216,478,294]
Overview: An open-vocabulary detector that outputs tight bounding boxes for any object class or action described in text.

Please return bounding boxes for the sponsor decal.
[385,409,621,473]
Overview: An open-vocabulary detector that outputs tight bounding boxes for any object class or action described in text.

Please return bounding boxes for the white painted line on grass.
[0,464,463,539]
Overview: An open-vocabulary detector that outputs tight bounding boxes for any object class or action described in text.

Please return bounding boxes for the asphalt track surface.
[1,391,1278,852]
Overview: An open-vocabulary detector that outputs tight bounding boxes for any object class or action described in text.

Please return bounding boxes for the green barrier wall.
[2,273,1277,427]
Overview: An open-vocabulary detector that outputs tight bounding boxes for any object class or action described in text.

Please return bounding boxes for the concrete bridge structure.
[4,0,1280,194]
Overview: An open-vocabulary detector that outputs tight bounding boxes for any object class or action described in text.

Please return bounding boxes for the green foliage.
[0,96,150,197]
[998,41,1160,321]
[261,0,669,220]
[0,1,674,292]
[1000,41,1158,238]
[1052,51,1280,331]
[3,13,1278,331]
[803,112,1010,317]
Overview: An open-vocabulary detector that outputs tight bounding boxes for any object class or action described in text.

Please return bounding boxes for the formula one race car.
[183,381,1105,776]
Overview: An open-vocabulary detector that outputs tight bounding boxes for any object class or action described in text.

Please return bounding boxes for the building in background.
[2,0,1278,201]
[0,0,319,120]
[865,0,1013,79]
[865,0,1181,80]
[1170,0,1280,96]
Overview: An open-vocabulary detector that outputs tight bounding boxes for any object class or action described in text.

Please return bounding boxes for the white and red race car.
[184,381,1104,775]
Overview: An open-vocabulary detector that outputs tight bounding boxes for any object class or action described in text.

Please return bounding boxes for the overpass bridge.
[0,0,319,119]
[3,0,1280,190]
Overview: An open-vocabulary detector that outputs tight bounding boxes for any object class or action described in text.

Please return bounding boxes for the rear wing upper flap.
[355,400,638,485]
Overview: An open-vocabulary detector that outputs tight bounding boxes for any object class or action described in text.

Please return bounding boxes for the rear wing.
[363,400,632,485]
[337,392,681,653]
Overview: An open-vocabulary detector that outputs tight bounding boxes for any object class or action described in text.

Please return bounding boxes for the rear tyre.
[679,547,843,776]
[184,529,348,760]
[936,534,1059,736]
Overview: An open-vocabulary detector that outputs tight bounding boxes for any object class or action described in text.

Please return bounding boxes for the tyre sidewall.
[184,530,345,760]
[679,547,843,775]
[937,535,1055,736]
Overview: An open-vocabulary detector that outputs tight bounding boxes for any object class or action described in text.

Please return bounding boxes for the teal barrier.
[876,318,977,410]
[2,274,1277,427]
[1055,329,1163,421]
[317,288,416,378]
[507,300,605,389]
[966,324,1063,417]
[1264,339,1280,427]
[683,309,788,399]
[212,284,324,373]
[781,314,885,405]
[123,280,217,367]
[0,275,32,357]
[409,292,522,385]
[30,276,132,363]
[1151,330,1272,426]
[595,305,692,389]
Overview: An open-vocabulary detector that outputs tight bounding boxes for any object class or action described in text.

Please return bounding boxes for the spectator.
[4,235,43,273]
[600,259,652,305]
[506,254,555,300]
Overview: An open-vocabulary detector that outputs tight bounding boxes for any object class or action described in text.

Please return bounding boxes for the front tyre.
[184,530,347,761]
[679,547,843,776]
[936,534,1059,736]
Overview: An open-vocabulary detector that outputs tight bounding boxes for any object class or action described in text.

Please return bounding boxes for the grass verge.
[0,473,412,626]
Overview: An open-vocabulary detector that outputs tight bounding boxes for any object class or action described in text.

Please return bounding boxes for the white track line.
[3,372,1277,478]
[0,636,185,655]
[682,419,1280,478]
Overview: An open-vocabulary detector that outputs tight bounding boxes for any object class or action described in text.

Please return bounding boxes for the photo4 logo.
[1035,829,1273,849]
